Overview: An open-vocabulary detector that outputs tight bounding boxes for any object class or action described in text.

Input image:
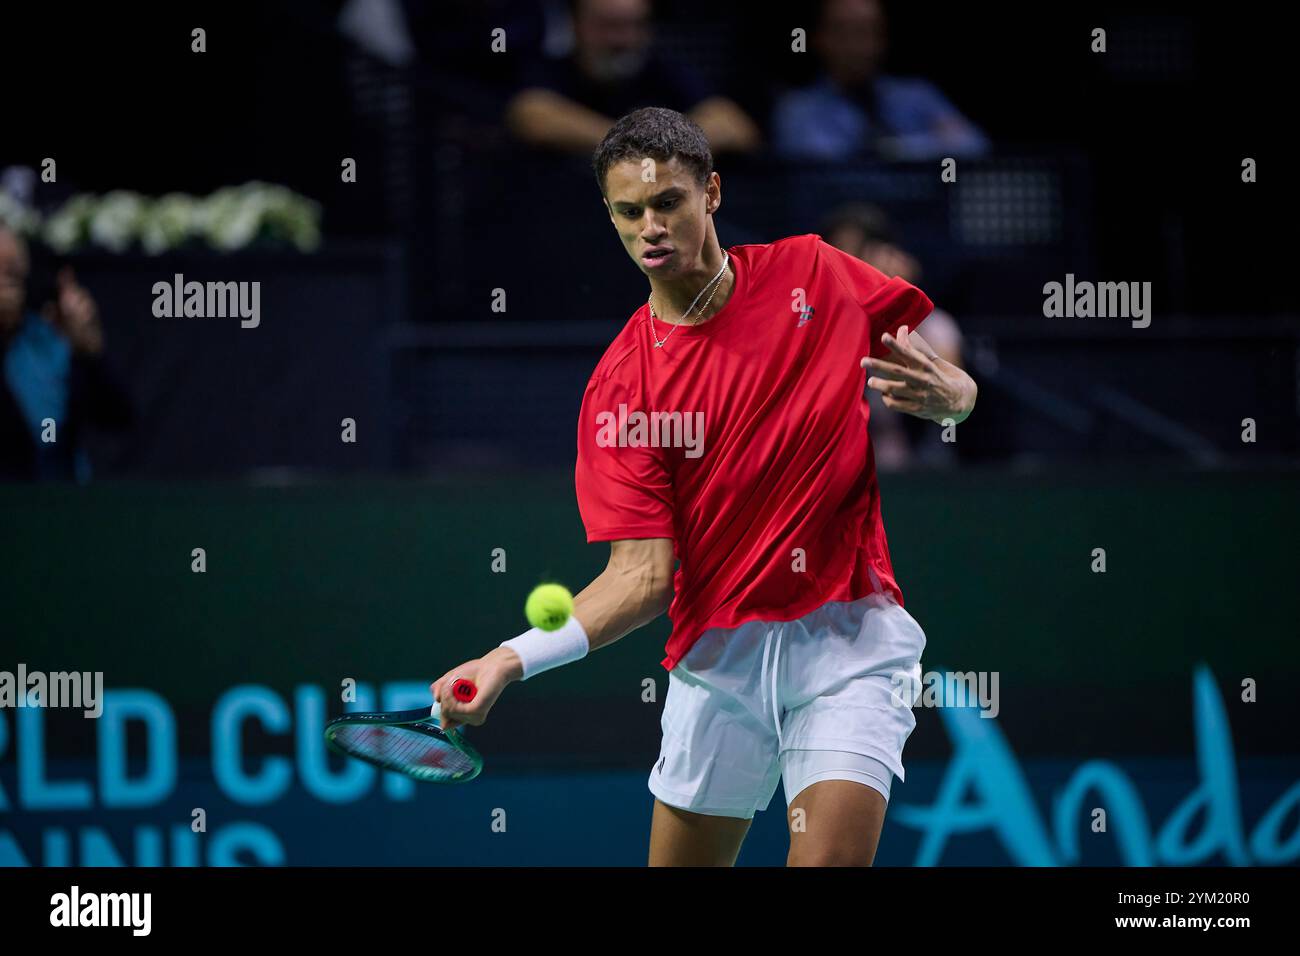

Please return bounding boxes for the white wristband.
[500,615,589,680]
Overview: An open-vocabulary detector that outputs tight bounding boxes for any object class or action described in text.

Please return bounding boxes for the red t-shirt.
[574,233,934,670]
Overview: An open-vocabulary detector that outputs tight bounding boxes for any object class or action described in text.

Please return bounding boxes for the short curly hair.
[592,107,713,198]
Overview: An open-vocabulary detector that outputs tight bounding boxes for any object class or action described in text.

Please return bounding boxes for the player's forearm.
[489,561,671,682]
[573,560,672,651]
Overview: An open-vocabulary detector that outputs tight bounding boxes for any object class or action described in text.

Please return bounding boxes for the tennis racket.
[323,677,483,783]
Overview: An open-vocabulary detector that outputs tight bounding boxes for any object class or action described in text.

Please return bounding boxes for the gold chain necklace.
[647,251,730,349]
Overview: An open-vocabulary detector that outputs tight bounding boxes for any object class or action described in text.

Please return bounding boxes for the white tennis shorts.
[648,591,926,819]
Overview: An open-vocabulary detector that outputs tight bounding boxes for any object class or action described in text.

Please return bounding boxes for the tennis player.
[432,106,977,866]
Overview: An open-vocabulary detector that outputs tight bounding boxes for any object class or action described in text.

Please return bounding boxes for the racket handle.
[430,677,479,720]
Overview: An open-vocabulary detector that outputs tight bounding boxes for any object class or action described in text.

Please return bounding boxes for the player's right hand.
[430,646,521,733]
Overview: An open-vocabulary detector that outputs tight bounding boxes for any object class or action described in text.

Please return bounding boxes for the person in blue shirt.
[772,0,989,161]
[0,224,131,481]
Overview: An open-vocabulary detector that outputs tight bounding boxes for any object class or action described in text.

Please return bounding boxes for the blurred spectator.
[773,0,989,161]
[338,0,416,68]
[0,224,131,481]
[505,0,761,154]
[821,202,965,469]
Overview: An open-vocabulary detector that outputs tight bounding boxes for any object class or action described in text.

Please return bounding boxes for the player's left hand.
[861,324,977,424]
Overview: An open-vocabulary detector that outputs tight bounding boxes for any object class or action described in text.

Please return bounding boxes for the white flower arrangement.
[140,193,199,255]
[192,182,322,254]
[4,183,322,255]
[88,190,147,253]
[42,194,97,253]
[0,190,42,238]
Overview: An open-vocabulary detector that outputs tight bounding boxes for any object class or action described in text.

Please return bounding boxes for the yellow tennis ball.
[526,583,573,631]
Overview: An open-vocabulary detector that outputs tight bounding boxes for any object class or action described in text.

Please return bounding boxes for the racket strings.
[331,723,476,781]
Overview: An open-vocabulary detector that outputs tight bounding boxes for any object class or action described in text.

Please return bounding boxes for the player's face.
[603,158,718,278]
